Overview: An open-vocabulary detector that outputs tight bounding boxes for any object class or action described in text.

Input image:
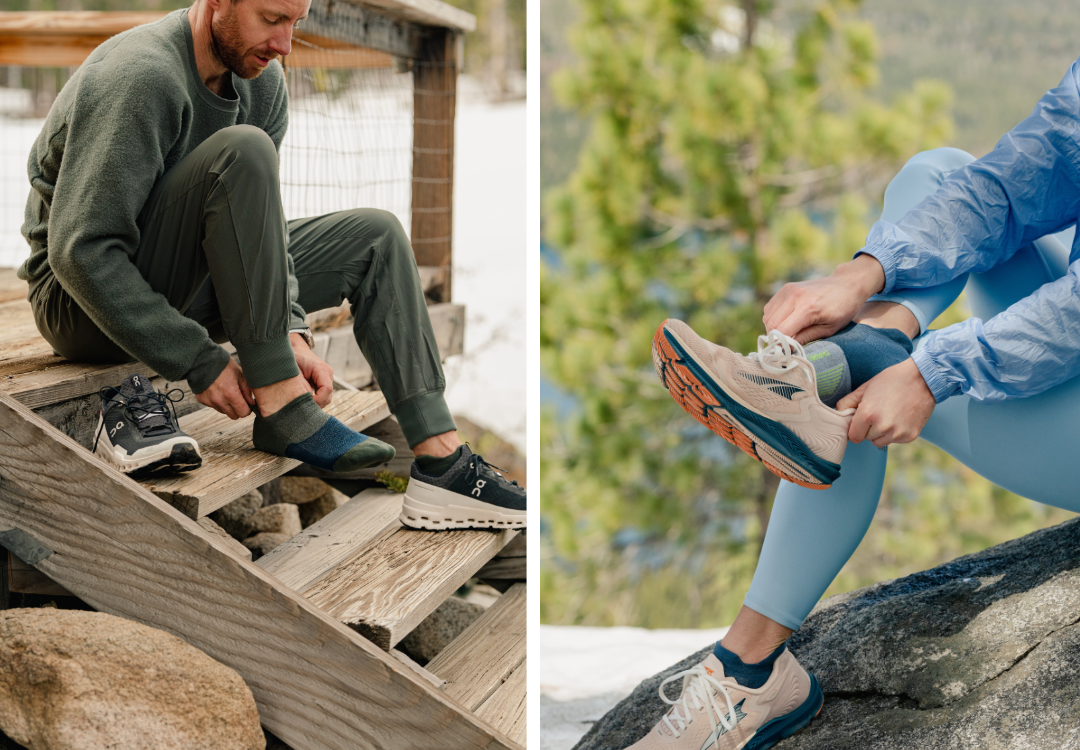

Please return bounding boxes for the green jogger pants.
[28,124,455,447]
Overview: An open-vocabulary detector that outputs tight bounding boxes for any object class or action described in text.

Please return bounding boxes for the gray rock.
[247,504,302,538]
[209,489,264,539]
[399,596,486,664]
[241,532,292,561]
[575,518,1080,750]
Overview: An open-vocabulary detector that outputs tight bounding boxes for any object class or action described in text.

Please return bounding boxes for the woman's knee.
[882,148,977,223]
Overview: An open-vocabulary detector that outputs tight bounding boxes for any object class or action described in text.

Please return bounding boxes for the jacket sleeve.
[858,58,1080,295]
[48,64,232,393]
[912,258,1080,402]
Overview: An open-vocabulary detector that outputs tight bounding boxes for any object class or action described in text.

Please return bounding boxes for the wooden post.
[411,28,457,303]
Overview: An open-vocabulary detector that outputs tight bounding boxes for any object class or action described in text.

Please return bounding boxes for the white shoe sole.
[400,478,526,530]
[94,416,202,476]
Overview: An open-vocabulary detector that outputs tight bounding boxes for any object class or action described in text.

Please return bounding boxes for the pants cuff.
[741,596,806,633]
[234,333,300,389]
[394,390,457,448]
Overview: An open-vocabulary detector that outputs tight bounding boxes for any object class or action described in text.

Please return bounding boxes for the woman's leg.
[723,147,1001,658]
[920,209,1077,508]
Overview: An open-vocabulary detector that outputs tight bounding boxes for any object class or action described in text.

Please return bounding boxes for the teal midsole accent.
[663,330,842,484]
[744,673,823,750]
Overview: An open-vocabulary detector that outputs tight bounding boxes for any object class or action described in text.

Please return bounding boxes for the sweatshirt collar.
[178,8,240,112]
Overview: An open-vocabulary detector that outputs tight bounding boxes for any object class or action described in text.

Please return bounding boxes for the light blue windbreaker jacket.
[857,59,1080,403]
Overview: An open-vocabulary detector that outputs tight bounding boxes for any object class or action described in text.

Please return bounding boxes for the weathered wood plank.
[390,648,445,690]
[7,551,73,597]
[197,516,253,562]
[301,527,517,650]
[426,583,525,710]
[0,268,27,304]
[304,0,421,59]
[475,661,526,747]
[0,360,155,410]
[411,28,458,301]
[142,390,391,519]
[257,488,402,591]
[0,391,517,750]
[475,556,525,581]
[341,0,475,31]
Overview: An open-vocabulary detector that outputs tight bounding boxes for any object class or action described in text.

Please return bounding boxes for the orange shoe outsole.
[652,324,831,490]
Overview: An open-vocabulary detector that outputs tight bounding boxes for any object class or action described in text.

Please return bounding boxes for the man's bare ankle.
[412,430,462,459]
[253,375,310,418]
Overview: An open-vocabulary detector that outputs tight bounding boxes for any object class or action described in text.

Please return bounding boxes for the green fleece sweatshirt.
[18,8,308,393]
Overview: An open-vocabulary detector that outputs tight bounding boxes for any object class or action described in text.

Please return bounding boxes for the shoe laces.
[93,386,186,451]
[747,330,807,375]
[658,664,739,746]
[464,447,521,489]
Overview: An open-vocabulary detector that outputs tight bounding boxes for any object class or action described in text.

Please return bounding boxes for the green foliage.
[375,470,408,494]
[539,0,1070,629]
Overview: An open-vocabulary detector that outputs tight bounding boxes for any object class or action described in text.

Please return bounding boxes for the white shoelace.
[658,664,739,746]
[747,330,807,375]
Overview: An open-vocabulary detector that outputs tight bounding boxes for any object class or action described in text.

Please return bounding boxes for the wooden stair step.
[476,659,526,746]
[0,390,516,750]
[257,488,403,591]
[0,357,156,410]
[263,486,517,650]
[426,583,526,710]
[141,390,390,519]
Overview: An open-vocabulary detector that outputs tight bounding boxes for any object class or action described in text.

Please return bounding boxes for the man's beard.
[209,10,266,80]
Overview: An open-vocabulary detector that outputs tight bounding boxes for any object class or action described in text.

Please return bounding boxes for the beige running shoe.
[626,650,823,750]
[652,319,853,489]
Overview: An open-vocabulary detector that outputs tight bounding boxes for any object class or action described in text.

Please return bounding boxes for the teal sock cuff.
[251,393,326,454]
[234,333,300,389]
[395,390,457,448]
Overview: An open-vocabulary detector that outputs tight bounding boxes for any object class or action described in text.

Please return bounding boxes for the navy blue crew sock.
[803,323,913,407]
[415,445,464,477]
[713,641,787,689]
[252,393,396,472]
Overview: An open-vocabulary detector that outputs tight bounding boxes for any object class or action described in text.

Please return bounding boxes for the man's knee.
[348,208,413,264]
[206,124,278,180]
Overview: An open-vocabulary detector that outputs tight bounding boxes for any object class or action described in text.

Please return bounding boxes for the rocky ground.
[574,517,1080,750]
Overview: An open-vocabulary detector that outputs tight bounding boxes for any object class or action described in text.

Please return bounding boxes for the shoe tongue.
[119,374,170,433]
[701,653,727,680]
[119,373,153,399]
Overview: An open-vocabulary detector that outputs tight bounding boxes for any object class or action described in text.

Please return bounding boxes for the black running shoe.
[401,445,526,530]
[92,373,202,478]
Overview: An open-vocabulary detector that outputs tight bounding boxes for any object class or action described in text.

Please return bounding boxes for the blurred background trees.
[540,0,1079,627]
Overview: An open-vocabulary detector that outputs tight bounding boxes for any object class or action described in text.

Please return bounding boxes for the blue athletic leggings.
[744,148,1080,631]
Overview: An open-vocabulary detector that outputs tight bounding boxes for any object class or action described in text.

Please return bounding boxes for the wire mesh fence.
[0,40,431,269]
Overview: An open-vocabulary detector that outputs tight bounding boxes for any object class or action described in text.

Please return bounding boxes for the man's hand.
[763,254,887,344]
[837,358,936,448]
[195,359,254,419]
[291,332,334,408]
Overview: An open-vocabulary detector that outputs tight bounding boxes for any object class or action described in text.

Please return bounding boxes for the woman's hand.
[763,254,887,344]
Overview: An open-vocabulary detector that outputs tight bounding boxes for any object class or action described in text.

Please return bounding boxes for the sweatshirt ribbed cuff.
[233,333,300,389]
[911,347,961,403]
[394,390,457,448]
[855,244,898,295]
[185,345,233,394]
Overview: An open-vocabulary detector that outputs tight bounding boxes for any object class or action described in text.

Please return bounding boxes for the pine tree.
[541,0,959,627]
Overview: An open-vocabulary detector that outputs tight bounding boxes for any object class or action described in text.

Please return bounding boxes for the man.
[20,0,525,530]
[632,59,1080,748]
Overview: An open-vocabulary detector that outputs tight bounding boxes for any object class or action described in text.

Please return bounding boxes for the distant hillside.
[861,0,1080,156]
[541,0,1080,192]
